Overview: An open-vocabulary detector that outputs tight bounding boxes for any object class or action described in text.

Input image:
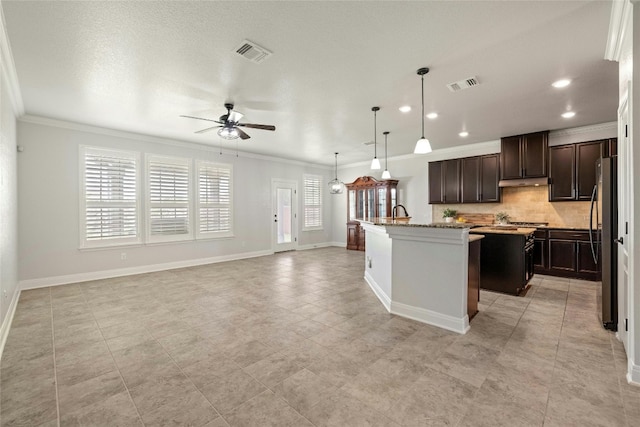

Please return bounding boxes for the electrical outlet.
[367,256,372,268]
[3,290,7,299]
[120,252,127,260]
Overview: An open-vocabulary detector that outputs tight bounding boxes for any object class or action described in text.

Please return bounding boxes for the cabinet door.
[548,144,576,201]
[461,157,480,203]
[533,238,546,269]
[501,136,522,179]
[522,132,548,178]
[480,154,500,202]
[577,242,599,274]
[607,138,617,156]
[346,223,359,250]
[576,141,604,201]
[443,159,461,203]
[548,240,576,272]
[428,161,444,204]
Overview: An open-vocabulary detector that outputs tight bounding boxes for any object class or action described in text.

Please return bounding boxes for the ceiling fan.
[180,103,276,140]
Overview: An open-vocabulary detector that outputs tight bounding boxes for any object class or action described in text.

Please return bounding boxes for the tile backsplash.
[432,186,591,228]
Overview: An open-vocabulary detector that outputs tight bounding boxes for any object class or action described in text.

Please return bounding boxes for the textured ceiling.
[2,1,617,166]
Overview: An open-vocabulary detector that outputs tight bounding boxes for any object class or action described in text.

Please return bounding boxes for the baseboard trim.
[0,288,21,361]
[364,271,391,311]
[297,242,342,251]
[390,301,469,335]
[19,250,274,290]
[627,360,640,386]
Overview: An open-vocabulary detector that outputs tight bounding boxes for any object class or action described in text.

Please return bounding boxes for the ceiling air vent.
[234,40,272,64]
[446,76,480,92]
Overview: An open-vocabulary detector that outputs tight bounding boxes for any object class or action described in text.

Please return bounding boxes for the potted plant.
[442,208,458,223]
[495,212,510,225]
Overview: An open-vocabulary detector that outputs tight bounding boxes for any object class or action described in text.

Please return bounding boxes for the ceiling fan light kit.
[370,106,381,170]
[329,152,345,194]
[382,131,391,179]
[414,67,433,154]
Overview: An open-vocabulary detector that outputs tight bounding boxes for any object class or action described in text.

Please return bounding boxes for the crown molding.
[19,114,331,170]
[549,121,617,137]
[605,0,631,61]
[0,5,25,116]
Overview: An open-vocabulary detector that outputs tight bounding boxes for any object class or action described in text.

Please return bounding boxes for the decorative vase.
[445,217,454,223]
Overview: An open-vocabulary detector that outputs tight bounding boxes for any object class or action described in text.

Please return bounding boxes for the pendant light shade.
[414,67,433,154]
[381,131,391,179]
[329,152,344,194]
[370,106,381,169]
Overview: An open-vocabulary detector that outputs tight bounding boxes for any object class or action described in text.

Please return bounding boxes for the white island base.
[360,221,473,334]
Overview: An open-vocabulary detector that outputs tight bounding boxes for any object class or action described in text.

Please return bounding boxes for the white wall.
[0,13,19,340]
[17,118,334,285]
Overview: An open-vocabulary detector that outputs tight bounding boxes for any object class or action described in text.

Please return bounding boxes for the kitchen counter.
[359,218,470,229]
[470,226,536,236]
[469,234,485,242]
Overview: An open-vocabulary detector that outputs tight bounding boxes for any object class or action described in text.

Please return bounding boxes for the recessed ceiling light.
[459,131,469,137]
[552,79,571,88]
[426,112,438,119]
[562,111,576,118]
[399,105,412,113]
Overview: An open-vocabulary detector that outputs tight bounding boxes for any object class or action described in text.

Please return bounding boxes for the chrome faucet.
[392,204,409,220]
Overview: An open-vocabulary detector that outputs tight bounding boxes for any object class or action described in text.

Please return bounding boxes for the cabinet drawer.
[533,229,547,239]
[548,230,590,241]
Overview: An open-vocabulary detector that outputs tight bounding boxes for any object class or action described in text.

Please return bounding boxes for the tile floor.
[1,247,639,426]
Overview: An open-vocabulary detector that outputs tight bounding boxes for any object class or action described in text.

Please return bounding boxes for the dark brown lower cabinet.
[537,229,601,281]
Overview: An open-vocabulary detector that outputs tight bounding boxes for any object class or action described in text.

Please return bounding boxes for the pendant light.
[381,131,391,179]
[329,152,344,194]
[414,67,433,154]
[370,106,381,169]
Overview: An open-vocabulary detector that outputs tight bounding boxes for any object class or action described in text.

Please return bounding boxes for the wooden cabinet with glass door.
[346,176,399,251]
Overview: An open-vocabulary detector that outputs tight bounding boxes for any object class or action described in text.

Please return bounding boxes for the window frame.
[79,146,141,249]
[145,154,193,244]
[195,160,234,240]
[302,174,323,231]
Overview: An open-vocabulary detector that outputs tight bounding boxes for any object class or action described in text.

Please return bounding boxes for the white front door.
[618,90,630,352]
[272,180,297,252]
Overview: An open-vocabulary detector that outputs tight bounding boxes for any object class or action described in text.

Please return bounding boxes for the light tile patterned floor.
[1,247,638,426]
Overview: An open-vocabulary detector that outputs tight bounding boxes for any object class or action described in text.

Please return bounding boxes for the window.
[146,155,192,243]
[303,174,323,229]
[80,146,140,248]
[196,161,233,238]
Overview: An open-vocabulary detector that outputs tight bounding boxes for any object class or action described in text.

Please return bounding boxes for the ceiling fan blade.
[227,110,244,123]
[238,123,276,131]
[195,126,222,134]
[237,128,251,140]
[180,115,223,124]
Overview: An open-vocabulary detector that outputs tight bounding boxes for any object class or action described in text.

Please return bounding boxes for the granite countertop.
[469,226,536,236]
[358,218,471,229]
[469,234,485,242]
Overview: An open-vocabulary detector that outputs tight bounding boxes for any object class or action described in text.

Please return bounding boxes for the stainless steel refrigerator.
[590,157,617,331]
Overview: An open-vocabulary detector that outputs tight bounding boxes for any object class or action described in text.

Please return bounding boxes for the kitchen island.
[359,218,480,334]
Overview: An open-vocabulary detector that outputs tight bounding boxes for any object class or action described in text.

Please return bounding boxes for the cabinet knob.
[616,237,624,244]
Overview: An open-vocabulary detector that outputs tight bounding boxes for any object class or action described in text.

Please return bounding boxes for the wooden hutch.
[346,176,399,251]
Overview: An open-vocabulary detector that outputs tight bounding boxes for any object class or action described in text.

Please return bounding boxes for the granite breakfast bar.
[359,218,482,334]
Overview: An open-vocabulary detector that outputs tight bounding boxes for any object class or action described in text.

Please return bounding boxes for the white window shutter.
[147,155,192,242]
[81,147,140,247]
[196,161,233,238]
[303,174,323,229]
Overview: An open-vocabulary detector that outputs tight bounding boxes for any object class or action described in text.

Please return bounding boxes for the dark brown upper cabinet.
[461,154,500,203]
[428,159,461,204]
[501,131,549,180]
[548,144,576,201]
[548,139,613,202]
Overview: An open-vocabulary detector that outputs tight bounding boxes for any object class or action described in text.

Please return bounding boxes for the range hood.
[498,177,550,188]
